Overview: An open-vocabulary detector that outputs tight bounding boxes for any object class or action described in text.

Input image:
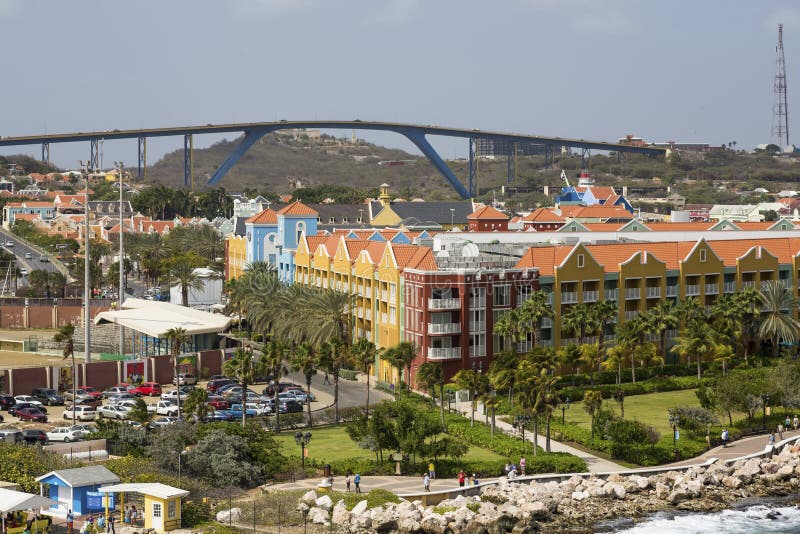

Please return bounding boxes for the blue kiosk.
[36,466,120,518]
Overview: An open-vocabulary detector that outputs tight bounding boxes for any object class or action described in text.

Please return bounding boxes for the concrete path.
[665,428,800,468]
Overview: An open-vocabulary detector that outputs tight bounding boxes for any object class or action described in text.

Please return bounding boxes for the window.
[493,285,510,307]
[389,305,396,324]
[699,249,707,262]
[296,221,306,243]
[577,254,585,268]
[168,500,176,518]
[342,217,348,223]
[329,217,335,224]
[153,503,162,518]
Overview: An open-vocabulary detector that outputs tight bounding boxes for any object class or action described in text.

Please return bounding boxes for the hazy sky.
[1,0,799,172]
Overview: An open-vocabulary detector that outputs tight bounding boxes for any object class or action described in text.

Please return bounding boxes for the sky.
[1,0,799,172]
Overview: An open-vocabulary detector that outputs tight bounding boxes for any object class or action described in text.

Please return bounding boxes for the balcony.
[742,280,756,289]
[685,284,700,296]
[704,283,718,295]
[540,317,553,328]
[428,323,461,335]
[429,297,460,310]
[469,346,486,357]
[761,280,774,290]
[469,297,486,308]
[364,309,372,321]
[666,286,679,297]
[540,339,554,347]
[645,287,661,298]
[517,341,533,353]
[604,289,618,301]
[561,292,578,304]
[561,337,577,346]
[428,347,461,360]
[381,290,389,301]
[724,281,736,293]
[364,287,372,298]
[583,290,599,303]
[470,321,486,332]
[625,287,641,300]
[356,308,364,319]
[624,310,639,321]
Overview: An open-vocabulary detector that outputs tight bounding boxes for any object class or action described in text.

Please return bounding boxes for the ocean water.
[609,504,800,533]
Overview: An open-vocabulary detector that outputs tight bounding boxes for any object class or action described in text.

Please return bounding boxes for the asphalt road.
[0,230,61,292]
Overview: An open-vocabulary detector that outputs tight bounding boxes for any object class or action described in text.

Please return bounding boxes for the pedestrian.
[323,372,330,385]
[354,472,361,493]
[503,462,511,476]
[457,470,466,487]
[131,505,138,527]
[428,461,435,479]
[472,473,480,486]
[794,415,799,430]
[345,473,351,492]
[721,428,729,448]
[519,457,526,476]
[124,507,130,526]
[508,467,517,479]
[423,473,430,492]
[328,474,334,491]
[107,513,115,534]
[97,515,105,532]
[67,509,74,534]
[768,432,776,446]
[786,416,791,431]
[778,423,784,441]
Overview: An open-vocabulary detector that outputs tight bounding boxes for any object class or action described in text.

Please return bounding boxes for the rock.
[666,486,690,504]
[486,513,519,534]
[762,462,780,474]
[397,516,422,533]
[722,476,742,489]
[733,459,762,483]
[331,501,349,525]
[777,465,795,480]
[606,473,625,484]
[420,513,449,534]
[511,517,540,533]
[351,499,369,516]
[301,490,317,505]
[307,506,329,525]
[521,501,550,519]
[571,490,589,501]
[314,494,333,510]
[602,482,626,499]
[631,476,650,490]
[655,482,670,500]
[215,508,241,523]
[685,480,703,497]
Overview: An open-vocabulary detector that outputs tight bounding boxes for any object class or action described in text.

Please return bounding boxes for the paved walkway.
[664,428,800,468]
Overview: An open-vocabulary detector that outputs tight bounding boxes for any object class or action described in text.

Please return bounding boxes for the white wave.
[616,505,800,533]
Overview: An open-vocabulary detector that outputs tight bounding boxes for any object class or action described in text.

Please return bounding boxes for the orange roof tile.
[392,245,436,270]
[304,236,328,255]
[467,205,509,220]
[24,201,55,208]
[582,223,626,232]
[561,205,632,219]
[646,222,715,231]
[344,239,370,261]
[576,185,616,199]
[515,246,574,275]
[523,208,565,223]
[276,200,318,216]
[363,242,387,263]
[245,209,278,224]
[735,222,778,231]
[319,234,340,256]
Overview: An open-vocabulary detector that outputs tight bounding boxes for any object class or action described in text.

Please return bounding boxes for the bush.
[182,501,213,527]
[338,369,359,381]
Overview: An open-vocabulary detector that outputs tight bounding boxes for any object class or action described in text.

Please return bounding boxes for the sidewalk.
[664,428,800,468]
[450,400,626,472]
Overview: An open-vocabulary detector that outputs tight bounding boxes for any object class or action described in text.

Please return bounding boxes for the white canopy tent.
[0,488,58,532]
[93,298,231,338]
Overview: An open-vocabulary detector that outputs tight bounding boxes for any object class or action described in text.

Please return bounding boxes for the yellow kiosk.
[96,483,188,532]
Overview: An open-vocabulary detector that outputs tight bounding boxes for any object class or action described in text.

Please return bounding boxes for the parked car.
[216,383,241,395]
[206,379,234,393]
[282,400,303,414]
[0,429,23,443]
[71,396,102,409]
[206,396,230,410]
[69,424,97,436]
[281,389,311,403]
[208,374,229,382]
[9,403,46,416]
[63,405,96,421]
[13,395,43,407]
[107,393,137,405]
[16,407,48,422]
[102,386,132,399]
[148,400,179,417]
[80,387,103,399]
[0,394,15,410]
[173,373,198,386]
[129,382,162,397]
[160,390,188,403]
[21,429,48,444]
[32,388,65,406]
[228,404,258,418]
[64,388,95,402]
[46,427,86,443]
[148,417,178,429]
[262,382,301,396]
[204,410,234,422]
[97,405,131,420]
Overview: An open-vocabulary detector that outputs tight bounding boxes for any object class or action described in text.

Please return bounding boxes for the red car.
[130,382,162,397]
[16,407,47,422]
[206,379,234,394]
[206,396,230,410]
[82,387,103,399]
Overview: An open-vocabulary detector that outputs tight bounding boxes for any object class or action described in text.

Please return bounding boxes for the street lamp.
[295,431,312,476]
[668,413,680,450]
[176,449,187,484]
[450,208,455,228]
[561,397,570,425]
[763,394,771,431]
[78,161,91,362]
[513,415,531,452]
[114,161,125,358]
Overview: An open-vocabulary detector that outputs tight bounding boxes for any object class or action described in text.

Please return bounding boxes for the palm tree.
[291,343,318,428]
[223,346,260,427]
[183,389,209,422]
[351,338,377,417]
[757,280,800,357]
[583,390,603,439]
[164,327,190,420]
[482,392,502,435]
[452,369,482,426]
[417,361,446,426]
[519,290,554,347]
[381,341,417,392]
[558,343,585,384]
[562,303,596,346]
[671,319,725,379]
[644,299,680,366]
[54,324,76,425]
[263,339,289,433]
[162,253,205,306]
[602,344,626,385]
[488,350,518,404]
[615,316,650,383]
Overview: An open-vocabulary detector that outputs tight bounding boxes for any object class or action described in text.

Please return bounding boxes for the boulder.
[307,507,330,525]
[521,501,549,519]
[655,482,670,500]
[215,508,241,523]
[607,483,626,499]
[722,476,742,489]
[397,516,422,533]
[420,513,449,534]
[301,490,317,505]
[631,476,650,490]
[777,465,795,480]
[685,480,703,497]
[314,494,333,510]
[351,499,369,516]
[733,459,762,483]
[571,490,589,501]
[331,501,350,525]
[486,513,519,534]
[511,517,540,533]
[666,486,691,504]
[761,462,780,474]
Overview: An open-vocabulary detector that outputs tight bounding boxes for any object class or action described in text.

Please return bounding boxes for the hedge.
[338,369,359,381]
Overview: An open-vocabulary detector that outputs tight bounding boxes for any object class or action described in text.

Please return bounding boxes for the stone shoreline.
[298,439,800,533]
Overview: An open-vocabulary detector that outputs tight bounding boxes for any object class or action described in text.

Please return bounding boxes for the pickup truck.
[147,400,179,417]
[228,404,258,418]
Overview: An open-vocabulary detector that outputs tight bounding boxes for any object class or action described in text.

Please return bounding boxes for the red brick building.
[467,205,510,232]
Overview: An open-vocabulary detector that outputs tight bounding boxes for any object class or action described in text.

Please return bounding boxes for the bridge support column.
[400,130,471,199]
[184,134,193,189]
[41,143,50,167]
[581,147,591,170]
[506,142,515,185]
[90,139,99,171]
[468,138,478,198]
[205,129,272,187]
[138,137,147,181]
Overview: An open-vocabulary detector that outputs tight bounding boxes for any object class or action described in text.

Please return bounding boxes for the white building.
[169,267,222,306]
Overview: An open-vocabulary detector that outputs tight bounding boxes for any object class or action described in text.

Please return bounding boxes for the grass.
[273,424,504,463]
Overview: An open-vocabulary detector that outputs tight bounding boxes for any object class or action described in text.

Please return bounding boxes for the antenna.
[773,24,790,147]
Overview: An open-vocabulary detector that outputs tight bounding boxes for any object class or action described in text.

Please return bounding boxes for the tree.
[223,347,261,427]
[583,390,603,439]
[672,319,726,380]
[184,430,263,488]
[644,299,680,366]
[562,303,596,346]
[757,280,800,357]
[128,398,151,424]
[558,343,585,384]
[452,369,482,427]
[162,253,206,306]
[381,341,417,393]
[54,324,76,424]
[488,350,519,404]
[416,361,445,426]
[164,327,190,420]
[183,388,210,422]
[291,343,318,428]
[262,340,289,433]
[350,338,377,418]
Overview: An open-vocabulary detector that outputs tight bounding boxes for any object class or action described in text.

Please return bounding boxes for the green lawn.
[273,425,503,463]
[563,389,702,434]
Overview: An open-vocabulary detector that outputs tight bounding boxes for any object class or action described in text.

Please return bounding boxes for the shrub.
[182,500,213,527]
[339,369,359,381]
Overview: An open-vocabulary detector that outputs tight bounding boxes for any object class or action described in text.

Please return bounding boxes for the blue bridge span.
[0,120,664,199]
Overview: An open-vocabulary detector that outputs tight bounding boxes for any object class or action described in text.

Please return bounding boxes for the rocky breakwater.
[297,441,800,533]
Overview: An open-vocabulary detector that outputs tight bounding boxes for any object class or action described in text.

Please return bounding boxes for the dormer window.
[699,249,707,262]
[342,217,348,223]
[329,217,335,224]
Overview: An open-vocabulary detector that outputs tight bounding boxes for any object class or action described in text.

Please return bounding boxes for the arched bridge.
[0,120,665,199]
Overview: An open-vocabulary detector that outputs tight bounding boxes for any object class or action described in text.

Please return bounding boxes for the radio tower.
[773,24,790,147]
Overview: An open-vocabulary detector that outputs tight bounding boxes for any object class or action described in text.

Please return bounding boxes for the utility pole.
[79,161,92,363]
[115,161,125,357]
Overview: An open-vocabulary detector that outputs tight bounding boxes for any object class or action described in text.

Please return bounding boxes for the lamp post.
[514,415,531,452]
[177,449,187,484]
[114,162,125,357]
[295,431,312,476]
[450,208,455,228]
[668,413,680,450]
[561,397,570,425]
[78,161,91,362]
[763,394,771,431]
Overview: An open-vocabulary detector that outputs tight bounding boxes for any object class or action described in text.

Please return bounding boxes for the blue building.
[36,466,120,517]
[554,171,633,214]
[244,209,279,264]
